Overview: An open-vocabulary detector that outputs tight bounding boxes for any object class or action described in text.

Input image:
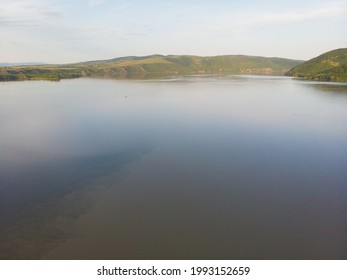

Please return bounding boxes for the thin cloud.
[0,1,63,27]
[88,0,107,7]
[174,1,347,38]
[243,1,347,28]
[75,25,147,39]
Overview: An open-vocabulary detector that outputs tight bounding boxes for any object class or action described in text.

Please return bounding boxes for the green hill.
[286,48,347,82]
[0,54,303,81]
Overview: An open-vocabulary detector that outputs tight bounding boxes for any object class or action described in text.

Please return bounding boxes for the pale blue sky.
[1,0,346,63]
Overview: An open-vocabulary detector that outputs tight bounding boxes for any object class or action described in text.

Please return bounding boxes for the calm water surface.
[0,76,346,259]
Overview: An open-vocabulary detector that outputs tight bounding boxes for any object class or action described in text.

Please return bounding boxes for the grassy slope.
[0,54,303,81]
[286,48,347,82]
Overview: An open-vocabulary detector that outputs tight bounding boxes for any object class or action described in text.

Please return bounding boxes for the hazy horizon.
[0,53,306,66]
[1,0,346,64]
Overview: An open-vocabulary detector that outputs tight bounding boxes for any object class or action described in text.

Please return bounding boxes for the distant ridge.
[286,48,347,82]
[0,62,46,67]
[0,54,303,81]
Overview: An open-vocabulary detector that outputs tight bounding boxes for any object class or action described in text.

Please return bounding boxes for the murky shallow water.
[1,76,346,259]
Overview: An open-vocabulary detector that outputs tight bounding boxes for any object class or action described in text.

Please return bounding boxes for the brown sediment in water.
[0,149,148,260]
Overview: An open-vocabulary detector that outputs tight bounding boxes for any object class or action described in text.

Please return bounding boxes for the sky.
[0,0,346,63]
